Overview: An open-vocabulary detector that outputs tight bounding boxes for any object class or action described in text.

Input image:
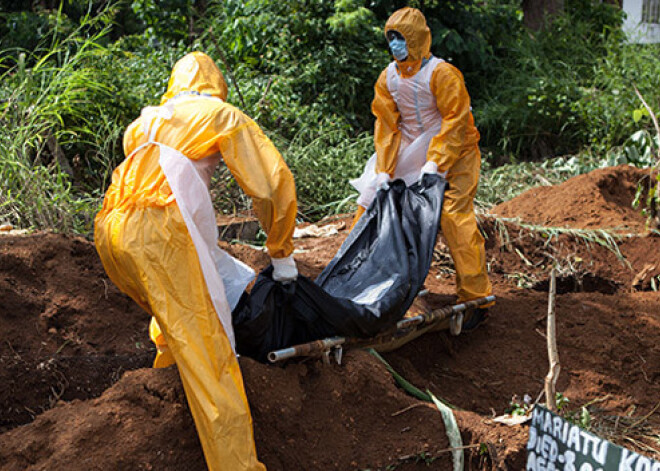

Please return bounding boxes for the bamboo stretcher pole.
[267,295,496,363]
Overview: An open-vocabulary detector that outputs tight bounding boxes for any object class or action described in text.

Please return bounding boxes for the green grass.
[0,2,655,236]
[476,146,645,210]
[0,9,117,234]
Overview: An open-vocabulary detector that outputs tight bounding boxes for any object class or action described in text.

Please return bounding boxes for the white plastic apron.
[131,100,255,352]
[351,57,444,208]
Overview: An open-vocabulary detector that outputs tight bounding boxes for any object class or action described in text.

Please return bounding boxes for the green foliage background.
[0,0,659,234]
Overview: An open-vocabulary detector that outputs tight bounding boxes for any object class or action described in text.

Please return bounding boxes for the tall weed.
[0,7,117,233]
[283,126,372,220]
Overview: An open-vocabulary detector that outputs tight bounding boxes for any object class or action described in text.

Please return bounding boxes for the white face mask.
[389,37,408,61]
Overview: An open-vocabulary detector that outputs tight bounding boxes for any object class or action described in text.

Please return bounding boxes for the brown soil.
[1,166,659,470]
[243,352,449,470]
[0,232,449,471]
[0,233,152,431]
[0,353,448,471]
[491,164,650,232]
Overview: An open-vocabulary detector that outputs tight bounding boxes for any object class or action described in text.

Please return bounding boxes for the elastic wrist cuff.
[271,254,295,269]
[376,171,391,180]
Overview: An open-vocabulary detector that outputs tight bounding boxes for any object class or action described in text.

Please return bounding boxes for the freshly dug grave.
[1,165,659,469]
[2,227,659,469]
[491,164,650,232]
[243,352,450,470]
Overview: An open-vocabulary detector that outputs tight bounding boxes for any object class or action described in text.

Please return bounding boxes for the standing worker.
[95,52,299,470]
[350,7,493,328]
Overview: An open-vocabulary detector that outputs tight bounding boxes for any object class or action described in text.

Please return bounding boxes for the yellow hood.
[160,51,228,105]
[384,7,431,75]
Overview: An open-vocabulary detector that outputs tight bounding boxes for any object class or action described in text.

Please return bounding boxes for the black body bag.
[232,174,446,362]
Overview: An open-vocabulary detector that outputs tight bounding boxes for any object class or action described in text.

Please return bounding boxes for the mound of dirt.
[0,233,149,357]
[477,216,660,292]
[0,352,450,471]
[0,368,204,471]
[0,233,452,470]
[0,233,152,431]
[383,288,660,416]
[244,351,449,470]
[491,165,650,232]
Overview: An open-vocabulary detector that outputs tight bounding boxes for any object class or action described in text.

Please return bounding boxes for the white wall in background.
[623,0,660,43]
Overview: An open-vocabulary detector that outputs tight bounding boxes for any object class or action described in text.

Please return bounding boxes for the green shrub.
[0,9,75,56]
[574,42,660,151]
[474,1,624,160]
[199,0,387,136]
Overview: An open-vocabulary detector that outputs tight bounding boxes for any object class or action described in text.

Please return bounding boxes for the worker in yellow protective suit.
[95,51,299,470]
[350,7,493,328]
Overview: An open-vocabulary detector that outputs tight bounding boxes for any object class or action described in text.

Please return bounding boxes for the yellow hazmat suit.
[95,51,298,470]
[351,7,492,304]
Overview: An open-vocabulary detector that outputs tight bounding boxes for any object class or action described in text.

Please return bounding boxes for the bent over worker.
[95,51,298,470]
[350,7,493,327]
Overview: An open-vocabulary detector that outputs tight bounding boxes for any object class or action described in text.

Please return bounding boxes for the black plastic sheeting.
[232,174,446,362]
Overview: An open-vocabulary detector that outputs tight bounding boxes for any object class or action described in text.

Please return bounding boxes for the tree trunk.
[522,0,565,31]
